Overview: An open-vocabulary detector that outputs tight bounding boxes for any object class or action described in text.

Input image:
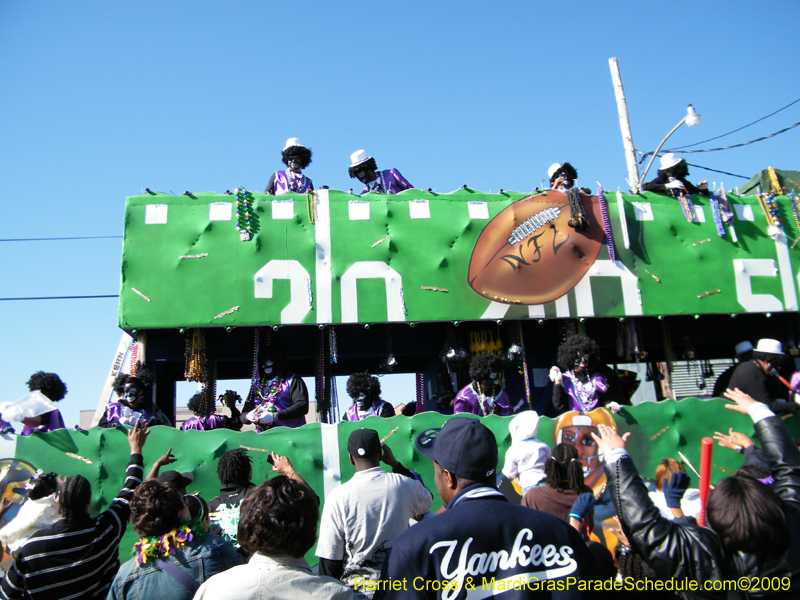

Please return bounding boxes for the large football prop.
[468,191,605,304]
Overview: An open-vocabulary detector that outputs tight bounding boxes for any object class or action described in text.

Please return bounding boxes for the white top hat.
[283,137,304,151]
[755,338,783,355]
[548,163,562,179]
[350,149,372,168]
[735,341,754,355]
[659,153,683,171]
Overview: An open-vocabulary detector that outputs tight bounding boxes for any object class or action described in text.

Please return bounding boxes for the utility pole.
[609,58,640,193]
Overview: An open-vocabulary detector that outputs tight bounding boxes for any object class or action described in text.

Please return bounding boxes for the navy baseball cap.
[415,417,498,480]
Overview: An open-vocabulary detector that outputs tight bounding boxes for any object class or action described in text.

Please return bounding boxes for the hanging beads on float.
[234,187,253,241]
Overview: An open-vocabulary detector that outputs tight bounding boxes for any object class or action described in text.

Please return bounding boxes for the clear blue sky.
[1,1,798,428]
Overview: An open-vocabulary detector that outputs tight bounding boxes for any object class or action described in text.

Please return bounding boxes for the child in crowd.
[501,411,551,496]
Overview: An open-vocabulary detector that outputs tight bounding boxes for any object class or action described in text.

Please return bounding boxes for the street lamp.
[638,104,702,190]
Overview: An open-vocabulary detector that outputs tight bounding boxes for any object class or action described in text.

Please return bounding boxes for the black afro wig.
[556,334,601,372]
[281,145,312,169]
[349,157,377,179]
[187,390,215,416]
[346,371,381,403]
[550,162,578,185]
[469,354,505,382]
[26,371,67,402]
[112,364,154,396]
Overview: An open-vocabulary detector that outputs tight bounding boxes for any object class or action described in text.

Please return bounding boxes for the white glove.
[119,407,144,426]
[606,401,621,414]
[794,393,800,405]
[484,395,495,408]
[665,180,684,190]
[697,181,709,190]
[257,411,277,425]
[549,366,562,384]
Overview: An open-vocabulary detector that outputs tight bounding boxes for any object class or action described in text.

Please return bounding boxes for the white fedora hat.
[283,137,304,150]
[755,338,783,355]
[350,149,371,168]
[548,163,562,179]
[659,153,683,171]
[734,341,754,355]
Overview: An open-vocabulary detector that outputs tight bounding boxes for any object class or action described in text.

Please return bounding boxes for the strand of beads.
[184,329,208,383]
[790,193,800,235]
[597,187,616,262]
[329,326,338,364]
[234,187,252,241]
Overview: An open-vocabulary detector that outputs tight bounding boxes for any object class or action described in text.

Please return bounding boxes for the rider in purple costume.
[181,390,243,431]
[550,334,628,415]
[99,367,172,428]
[344,372,395,421]
[19,371,67,435]
[241,351,308,432]
[265,138,314,195]
[348,149,413,195]
[454,354,517,416]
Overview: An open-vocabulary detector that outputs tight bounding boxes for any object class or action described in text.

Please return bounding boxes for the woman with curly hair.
[265,138,314,195]
[344,372,394,421]
[181,390,243,431]
[99,366,171,428]
[19,371,67,434]
[454,354,518,416]
[109,480,244,600]
[195,477,360,600]
[549,334,628,415]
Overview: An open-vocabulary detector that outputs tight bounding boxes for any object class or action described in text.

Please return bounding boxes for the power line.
[668,96,800,151]
[669,121,800,154]
[640,121,800,160]
[685,163,750,180]
[0,295,119,301]
[0,236,122,242]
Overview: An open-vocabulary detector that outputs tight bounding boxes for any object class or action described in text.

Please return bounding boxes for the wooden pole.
[609,58,641,193]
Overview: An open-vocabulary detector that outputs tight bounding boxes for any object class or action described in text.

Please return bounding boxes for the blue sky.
[1,1,798,427]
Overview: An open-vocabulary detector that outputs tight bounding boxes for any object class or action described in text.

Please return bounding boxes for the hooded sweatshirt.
[502,411,552,489]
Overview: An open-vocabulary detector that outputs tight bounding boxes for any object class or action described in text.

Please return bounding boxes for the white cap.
[350,149,371,168]
[283,137,304,150]
[548,163,562,179]
[734,341,754,356]
[659,153,683,170]
[755,338,783,355]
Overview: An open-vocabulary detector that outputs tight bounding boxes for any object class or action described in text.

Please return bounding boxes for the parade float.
[4,171,800,559]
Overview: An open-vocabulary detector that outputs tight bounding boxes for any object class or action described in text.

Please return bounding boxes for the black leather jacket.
[606,415,800,599]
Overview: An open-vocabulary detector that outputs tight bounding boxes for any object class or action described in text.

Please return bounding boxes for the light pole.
[638,104,702,190]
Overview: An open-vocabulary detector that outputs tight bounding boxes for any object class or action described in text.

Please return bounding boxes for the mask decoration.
[262,359,275,377]
[356,393,368,410]
[554,408,617,495]
[287,158,302,172]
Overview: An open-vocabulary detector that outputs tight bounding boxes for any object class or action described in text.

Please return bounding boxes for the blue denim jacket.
[108,534,245,600]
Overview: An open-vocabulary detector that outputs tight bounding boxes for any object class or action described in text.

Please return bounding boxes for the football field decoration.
[119,187,800,329]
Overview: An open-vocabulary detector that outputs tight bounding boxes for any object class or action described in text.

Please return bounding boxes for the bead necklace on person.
[473,382,497,416]
[257,375,285,405]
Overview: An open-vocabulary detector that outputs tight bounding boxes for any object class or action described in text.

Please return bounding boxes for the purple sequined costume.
[251,373,307,431]
[102,402,160,427]
[345,399,392,422]
[181,414,228,431]
[21,409,65,436]
[560,371,609,412]
[453,384,514,416]
[273,170,313,194]
[361,169,413,195]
